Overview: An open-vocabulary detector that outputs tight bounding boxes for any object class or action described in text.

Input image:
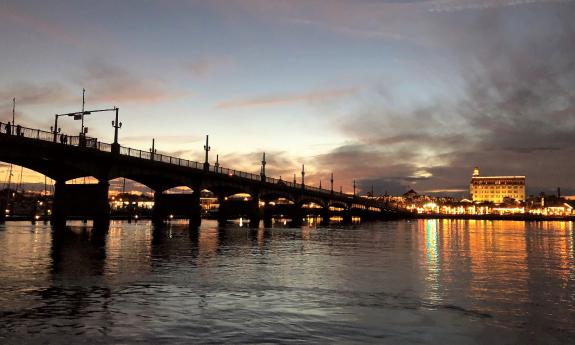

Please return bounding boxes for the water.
[0,219,573,344]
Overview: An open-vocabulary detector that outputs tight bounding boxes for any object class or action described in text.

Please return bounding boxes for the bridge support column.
[189,188,202,229]
[0,197,6,224]
[50,180,110,229]
[320,207,330,225]
[51,180,66,228]
[263,202,273,228]
[152,191,165,226]
[93,181,110,230]
[290,204,303,227]
[217,195,228,226]
[342,210,352,224]
[248,196,261,228]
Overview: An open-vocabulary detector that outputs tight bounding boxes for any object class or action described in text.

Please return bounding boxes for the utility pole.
[319,180,322,189]
[301,164,305,188]
[203,135,210,171]
[215,154,220,173]
[293,173,296,185]
[353,180,356,197]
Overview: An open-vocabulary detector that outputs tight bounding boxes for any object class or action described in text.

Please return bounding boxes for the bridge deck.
[0,121,393,211]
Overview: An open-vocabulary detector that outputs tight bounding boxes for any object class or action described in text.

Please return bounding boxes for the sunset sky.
[1,0,574,196]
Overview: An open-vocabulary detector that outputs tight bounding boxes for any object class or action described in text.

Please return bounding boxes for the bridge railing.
[0,121,376,205]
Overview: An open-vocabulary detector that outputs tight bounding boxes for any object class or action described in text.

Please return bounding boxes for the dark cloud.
[321,2,575,196]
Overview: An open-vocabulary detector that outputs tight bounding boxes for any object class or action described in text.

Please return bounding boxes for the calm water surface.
[0,219,574,344]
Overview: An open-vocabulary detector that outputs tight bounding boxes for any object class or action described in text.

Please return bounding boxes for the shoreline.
[409,213,575,222]
[2,213,575,223]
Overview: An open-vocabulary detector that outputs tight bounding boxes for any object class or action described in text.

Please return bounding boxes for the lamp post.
[111,107,122,154]
[11,98,15,135]
[301,164,305,189]
[261,152,266,182]
[203,135,210,171]
[53,107,119,147]
[150,138,156,161]
[330,172,334,194]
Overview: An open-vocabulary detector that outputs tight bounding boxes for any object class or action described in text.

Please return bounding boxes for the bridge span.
[0,121,400,228]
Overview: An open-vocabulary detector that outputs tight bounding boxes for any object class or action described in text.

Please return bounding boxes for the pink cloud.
[0,6,81,45]
[216,87,359,109]
[81,62,189,104]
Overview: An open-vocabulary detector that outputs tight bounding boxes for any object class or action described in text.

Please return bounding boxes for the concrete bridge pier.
[290,204,303,227]
[51,180,110,229]
[152,191,165,226]
[153,191,202,228]
[0,197,6,224]
[320,207,331,225]
[342,210,353,224]
[93,181,111,230]
[217,195,228,226]
[189,189,202,229]
[51,181,66,228]
[248,197,261,228]
[263,203,273,228]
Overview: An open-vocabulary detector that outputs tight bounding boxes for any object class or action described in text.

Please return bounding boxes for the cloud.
[185,57,233,78]
[216,87,359,109]
[122,135,202,145]
[305,2,575,196]
[0,82,76,106]
[0,5,81,45]
[80,62,189,104]
[428,0,574,13]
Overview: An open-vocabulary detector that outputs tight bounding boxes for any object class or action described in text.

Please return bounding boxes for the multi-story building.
[470,167,525,203]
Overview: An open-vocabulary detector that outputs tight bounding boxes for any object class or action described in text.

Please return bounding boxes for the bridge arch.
[65,176,100,184]
[163,186,194,194]
[297,197,326,209]
[328,201,349,211]
[0,157,84,182]
[260,191,295,204]
[1,161,49,184]
[202,184,254,199]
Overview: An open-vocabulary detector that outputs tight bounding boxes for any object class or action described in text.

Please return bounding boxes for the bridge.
[0,120,400,228]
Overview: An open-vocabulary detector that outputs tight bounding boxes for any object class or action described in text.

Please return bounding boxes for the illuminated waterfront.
[0,220,574,344]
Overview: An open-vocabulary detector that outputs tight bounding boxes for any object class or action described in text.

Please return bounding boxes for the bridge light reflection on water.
[422,219,442,304]
[1,220,575,342]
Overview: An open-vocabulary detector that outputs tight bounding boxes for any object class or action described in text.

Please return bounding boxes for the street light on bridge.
[53,107,121,150]
[301,164,305,189]
[330,172,334,194]
[260,152,266,182]
[204,135,211,171]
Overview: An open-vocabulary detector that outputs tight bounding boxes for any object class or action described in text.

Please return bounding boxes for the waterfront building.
[469,167,525,203]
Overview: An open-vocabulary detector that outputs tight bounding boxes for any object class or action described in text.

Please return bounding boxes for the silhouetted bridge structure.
[0,121,400,228]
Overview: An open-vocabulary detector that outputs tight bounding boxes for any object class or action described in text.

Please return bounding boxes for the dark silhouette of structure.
[0,121,399,228]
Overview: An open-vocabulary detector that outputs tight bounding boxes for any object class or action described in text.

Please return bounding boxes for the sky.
[1,0,574,196]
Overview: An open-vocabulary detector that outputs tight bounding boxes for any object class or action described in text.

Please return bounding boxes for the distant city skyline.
[1,0,574,196]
